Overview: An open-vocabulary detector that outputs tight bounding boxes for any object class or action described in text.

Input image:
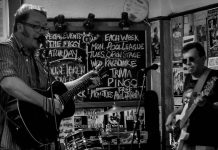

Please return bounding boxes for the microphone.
[140,64,158,72]
[37,35,47,48]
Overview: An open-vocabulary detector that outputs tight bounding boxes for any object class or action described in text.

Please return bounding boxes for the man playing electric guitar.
[167,89,193,150]
[175,91,208,150]
[166,42,218,150]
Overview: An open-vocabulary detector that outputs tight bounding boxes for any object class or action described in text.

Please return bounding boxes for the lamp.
[119,12,131,28]
[54,14,67,32]
[83,13,95,29]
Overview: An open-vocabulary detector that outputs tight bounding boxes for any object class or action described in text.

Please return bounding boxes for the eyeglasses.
[182,57,195,64]
[21,22,49,32]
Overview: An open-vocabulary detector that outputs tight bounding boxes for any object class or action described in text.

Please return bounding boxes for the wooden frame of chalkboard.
[39,19,151,108]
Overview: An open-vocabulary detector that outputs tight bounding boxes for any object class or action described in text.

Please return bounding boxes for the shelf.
[75,100,144,108]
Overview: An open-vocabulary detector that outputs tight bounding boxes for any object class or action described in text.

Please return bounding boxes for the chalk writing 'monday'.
[91,42,144,51]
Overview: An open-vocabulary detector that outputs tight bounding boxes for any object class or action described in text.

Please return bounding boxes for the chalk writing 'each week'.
[104,34,139,42]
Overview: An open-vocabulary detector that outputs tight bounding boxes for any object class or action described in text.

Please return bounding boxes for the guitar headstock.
[95,63,104,72]
[94,63,109,79]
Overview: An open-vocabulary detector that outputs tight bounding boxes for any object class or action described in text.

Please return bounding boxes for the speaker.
[144,90,161,150]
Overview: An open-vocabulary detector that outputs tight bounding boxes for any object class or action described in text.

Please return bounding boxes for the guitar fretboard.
[59,75,92,105]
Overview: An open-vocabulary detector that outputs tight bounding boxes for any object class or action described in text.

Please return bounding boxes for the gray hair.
[13,3,47,32]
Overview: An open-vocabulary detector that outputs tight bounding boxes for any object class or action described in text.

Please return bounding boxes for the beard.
[22,27,30,38]
[21,28,40,51]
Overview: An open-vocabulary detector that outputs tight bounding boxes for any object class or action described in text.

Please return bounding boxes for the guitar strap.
[0,104,6,146]
[188,68,211,108]
[32,56,40,88]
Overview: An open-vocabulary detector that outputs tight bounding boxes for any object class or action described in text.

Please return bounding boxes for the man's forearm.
[0,76,45,108]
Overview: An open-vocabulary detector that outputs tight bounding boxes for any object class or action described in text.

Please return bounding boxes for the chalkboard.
[39,31,146,102]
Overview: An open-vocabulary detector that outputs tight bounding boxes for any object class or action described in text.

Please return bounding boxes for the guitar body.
[7,81,75,148]
[176,123,189,150]
[169,120,181,150]
[6,64,107,148]
[170,103,189,149]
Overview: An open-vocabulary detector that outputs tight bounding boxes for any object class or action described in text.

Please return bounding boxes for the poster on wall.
[151,20,160,64]
[193,10,208,52]
[171,16,183,61]
[207,7,218,60]
[208,56,218,70]
[0,0,3,37]
[173,62,184,97]
[0,0,9,42]
[183,14,194,36]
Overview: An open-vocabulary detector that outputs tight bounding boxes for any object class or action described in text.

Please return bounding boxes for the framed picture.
[0,0,9,42]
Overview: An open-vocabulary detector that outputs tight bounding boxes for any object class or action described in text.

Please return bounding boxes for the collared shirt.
[0,34,53,150]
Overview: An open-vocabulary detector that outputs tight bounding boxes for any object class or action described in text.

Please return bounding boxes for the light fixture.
[83,13,95,30]
[53,14,66,32]
[119,12,131,28]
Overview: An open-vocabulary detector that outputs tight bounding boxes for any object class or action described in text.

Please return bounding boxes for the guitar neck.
[58,64,106,106]
[180,103,197,129]
[59,76,92,105]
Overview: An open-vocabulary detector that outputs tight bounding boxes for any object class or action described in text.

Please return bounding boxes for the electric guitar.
[6,64,108,148]
[175,93,202,150]
[169,88,194,150]
[169,102,189,150]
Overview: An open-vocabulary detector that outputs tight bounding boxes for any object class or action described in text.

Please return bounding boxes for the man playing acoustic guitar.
[0,3,101,150]
[166,42,218,150]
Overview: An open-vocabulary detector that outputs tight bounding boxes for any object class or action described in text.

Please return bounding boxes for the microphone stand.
[42,40,60,150]
[130,72,146,150]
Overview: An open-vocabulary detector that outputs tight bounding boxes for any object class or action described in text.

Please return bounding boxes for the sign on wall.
[39,31,146,103]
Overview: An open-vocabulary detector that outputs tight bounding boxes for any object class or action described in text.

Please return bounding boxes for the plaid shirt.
[0,34,53,150]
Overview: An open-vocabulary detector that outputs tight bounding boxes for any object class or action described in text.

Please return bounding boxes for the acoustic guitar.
[6,64,107,148]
